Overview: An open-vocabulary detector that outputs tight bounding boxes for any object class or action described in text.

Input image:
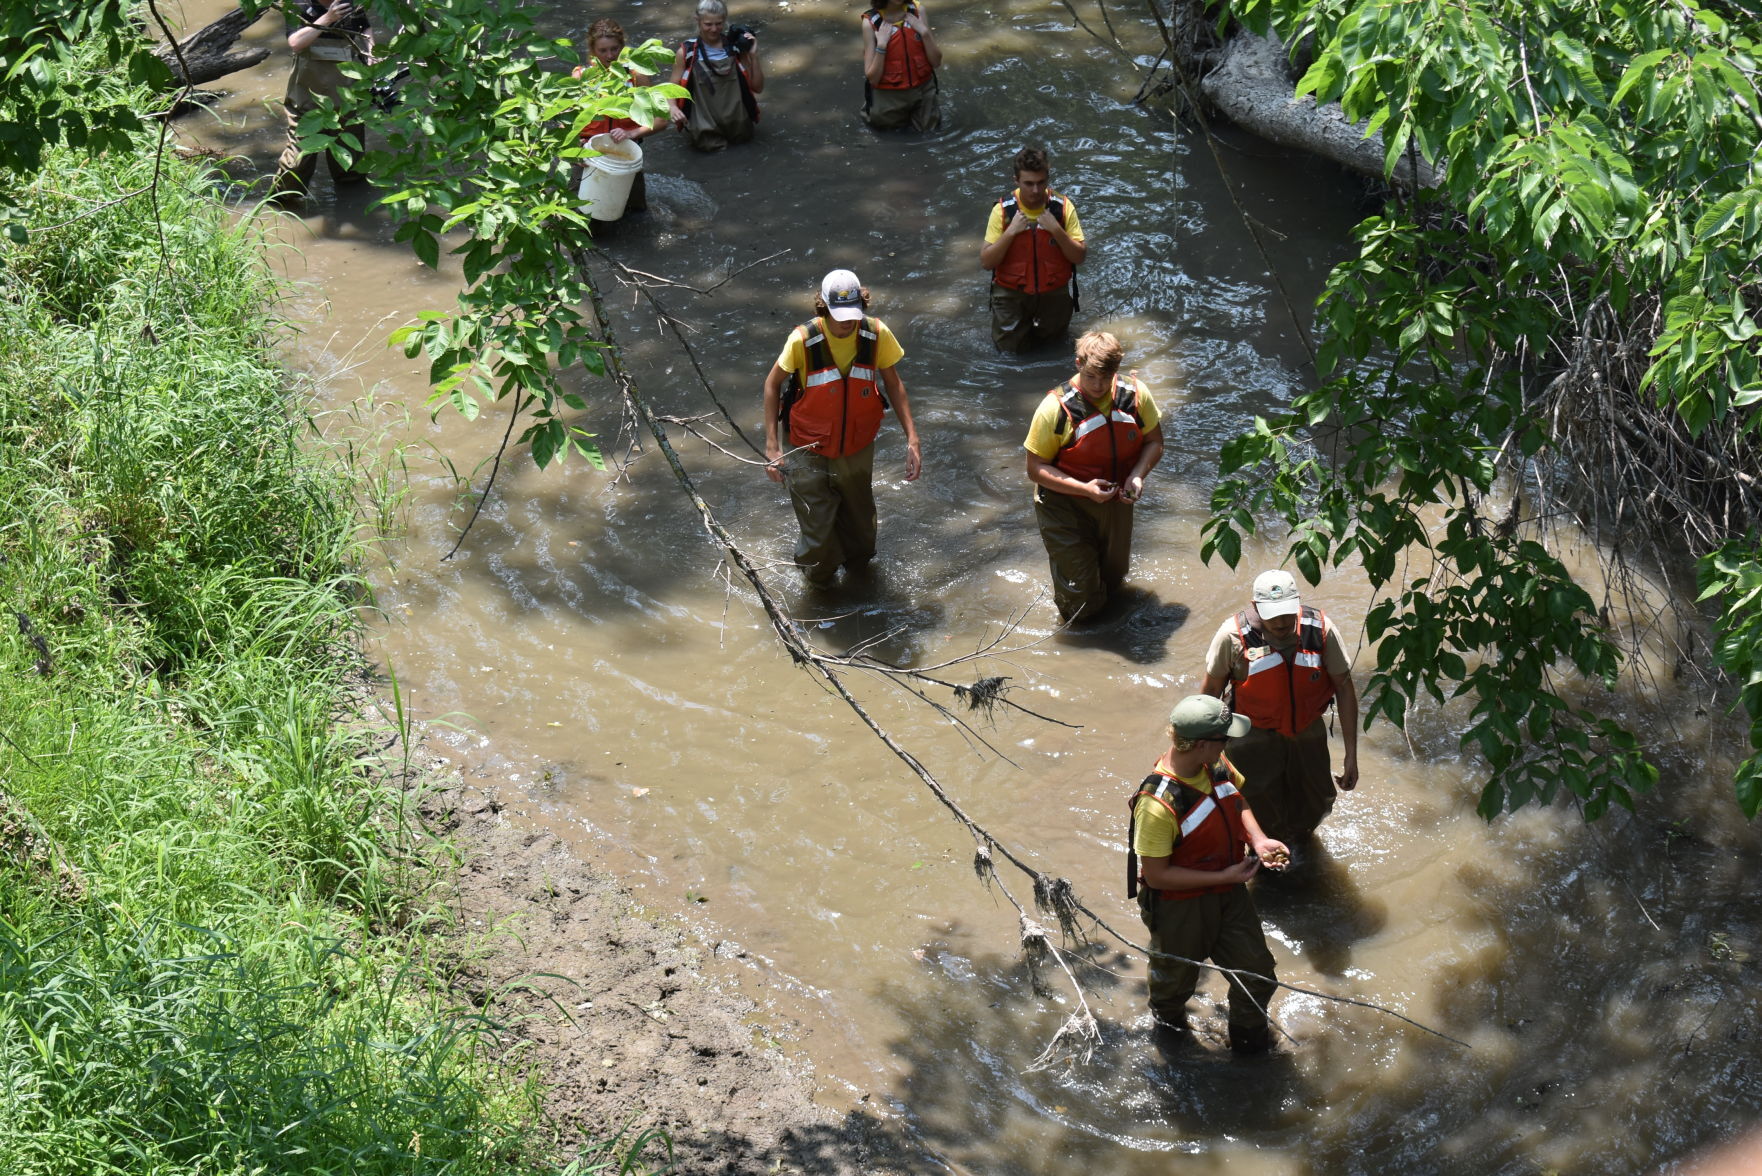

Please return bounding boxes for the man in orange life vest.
[1023,331,1163,622]
[1128,694,1286,1054]
[1201,570,1360,850]
[763,270,923,588]
[979,145,1087,353]
[861,0,942,132]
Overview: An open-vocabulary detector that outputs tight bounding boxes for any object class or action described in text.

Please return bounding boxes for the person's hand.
[608,127,629,142]
[1253,839,1291,870]
[1119,474,1144,504]
[1005,210,1033,237]
[1221,856,1261,884]
[905,9,929,33]
[323,1,355,23]
[1039,213,1069,242]
[1083,478,1117,503]
[904,439,922,482]
[670,104,686,129]
[736,32,758,55]
[765,443,785,484]
[1336,756,1359,791]
[873,21,894,49]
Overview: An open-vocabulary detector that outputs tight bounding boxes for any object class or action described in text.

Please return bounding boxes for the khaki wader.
[784,445,877,586]
[1033,488,1133,621]
[991,283,1074,352]
[275,43,368,196]
[864,78,941,132]
[1225,718,1337,845]
[1138,883,1277,1038]
[683,53,755,151]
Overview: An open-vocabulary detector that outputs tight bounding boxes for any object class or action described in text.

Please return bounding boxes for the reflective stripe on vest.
[1232,605,1336,737]
[1049,376,1145,485]
[1129,758,1243,901]
[993,193,1076,294]
[786,318,885,459]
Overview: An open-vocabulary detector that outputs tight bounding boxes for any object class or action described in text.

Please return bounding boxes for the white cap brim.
[827,306,863,321]
[1255,598,1300,619]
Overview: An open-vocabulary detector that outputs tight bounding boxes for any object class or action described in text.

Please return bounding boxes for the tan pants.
[274,54,367,196]
[1227,719,1336,844]
[783,446,877,586]
[864,78,941,131]
[1033,489,1133,621]
[991,282,1074,352]
[1138,883,1277,1037]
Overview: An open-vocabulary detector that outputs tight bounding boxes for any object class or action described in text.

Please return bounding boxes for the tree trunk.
[1199,31,1441,190]
[155,4,273,87]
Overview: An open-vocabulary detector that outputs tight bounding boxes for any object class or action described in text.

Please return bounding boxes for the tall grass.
[0,138,654,1171]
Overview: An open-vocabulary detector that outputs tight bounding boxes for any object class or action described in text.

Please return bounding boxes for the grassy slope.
[0,144,563,1172]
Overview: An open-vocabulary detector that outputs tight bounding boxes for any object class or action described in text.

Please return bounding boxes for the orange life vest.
[573,63,646,140]
[1230,605,1336,737]
[1127,756,1246,901]
[680,37,761,124]
[864,4,935,89]
[781,317,887,459]
[1047,375,1146,485]
[992,192,1076,294]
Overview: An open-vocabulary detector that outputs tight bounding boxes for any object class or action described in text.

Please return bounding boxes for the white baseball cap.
[1252,569,1302,618]
[819,269,864,321]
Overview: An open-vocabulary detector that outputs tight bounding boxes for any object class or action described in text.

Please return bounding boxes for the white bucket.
[577,134,644,221]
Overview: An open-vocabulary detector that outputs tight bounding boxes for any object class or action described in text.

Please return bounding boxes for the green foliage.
[0,0,173,236]
[0,141,564,1172]
[1699,541,1762,817]
[1206,0,1762,815]
[290,1,683,471]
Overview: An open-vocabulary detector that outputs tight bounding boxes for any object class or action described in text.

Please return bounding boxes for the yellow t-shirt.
[775,317,904,376]
[984,189,1086,244]
[1131,756,1247,859]
[1022,378,1161,461]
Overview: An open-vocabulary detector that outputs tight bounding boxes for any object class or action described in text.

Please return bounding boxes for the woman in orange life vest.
[571,19,664,212]
[861,0,942,132]
[761,270,923,589]
[1022,330,1163,623]
[668,0,765,152]
[1127,694,1287,1055]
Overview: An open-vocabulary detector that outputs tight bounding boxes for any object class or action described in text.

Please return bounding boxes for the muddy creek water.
[169,0,1762,1170]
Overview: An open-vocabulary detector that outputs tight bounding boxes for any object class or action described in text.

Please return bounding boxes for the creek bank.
[411,760,932,1174]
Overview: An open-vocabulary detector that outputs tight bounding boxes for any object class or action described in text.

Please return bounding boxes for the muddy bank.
[414,762,934,1174]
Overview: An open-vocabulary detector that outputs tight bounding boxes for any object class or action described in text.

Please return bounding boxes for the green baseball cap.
[1170,694,1252,740]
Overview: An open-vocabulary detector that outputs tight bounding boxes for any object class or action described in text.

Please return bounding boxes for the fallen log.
[154,3,274,87]
[1199,31,1440,190]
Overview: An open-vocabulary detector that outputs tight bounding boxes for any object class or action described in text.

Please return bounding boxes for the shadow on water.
[1052,586,1188,666]
[1251,839,1388,980]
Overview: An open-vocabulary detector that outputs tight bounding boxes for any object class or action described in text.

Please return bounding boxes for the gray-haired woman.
[668,0,765,151]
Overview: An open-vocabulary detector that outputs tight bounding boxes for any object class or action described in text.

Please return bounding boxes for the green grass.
[0,136,663,1172]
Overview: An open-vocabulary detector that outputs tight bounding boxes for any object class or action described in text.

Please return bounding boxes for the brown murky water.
[168,0,1762,1170]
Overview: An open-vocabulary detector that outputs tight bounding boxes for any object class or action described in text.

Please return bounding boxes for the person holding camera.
[762,270,922,589]
[669,0,764,151]
[861,0,942,132]
[272,0,375,204]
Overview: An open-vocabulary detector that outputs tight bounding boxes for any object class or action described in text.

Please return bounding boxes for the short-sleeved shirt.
[775,317,904,377]
[1204,611,1351,681]
[1022,379,1161,461]
[1131,755,1247,859]
[984,190,1086,244]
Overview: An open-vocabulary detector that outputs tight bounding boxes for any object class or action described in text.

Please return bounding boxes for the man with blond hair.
[1023,330,1163,622]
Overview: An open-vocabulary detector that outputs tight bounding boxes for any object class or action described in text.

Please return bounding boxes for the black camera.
[727,25,756,55]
